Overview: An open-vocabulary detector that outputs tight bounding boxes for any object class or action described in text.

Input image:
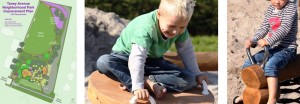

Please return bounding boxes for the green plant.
[169,35,217,52]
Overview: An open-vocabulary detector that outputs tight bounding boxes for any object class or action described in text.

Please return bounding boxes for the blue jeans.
[242,46,297,77]
[96,52,197,92]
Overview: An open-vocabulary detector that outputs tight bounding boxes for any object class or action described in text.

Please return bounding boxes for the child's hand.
[133,89,149,100]
[196,74,209,85]
[244,38,252,48]
[257,39,268,47]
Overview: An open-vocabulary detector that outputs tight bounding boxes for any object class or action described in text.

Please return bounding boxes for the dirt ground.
[227,0,300,103]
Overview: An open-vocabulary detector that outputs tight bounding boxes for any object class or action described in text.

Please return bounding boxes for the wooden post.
[243,87,280,104]
[242,65,268,89]
[243,87,269,104]
[164,52,218,71]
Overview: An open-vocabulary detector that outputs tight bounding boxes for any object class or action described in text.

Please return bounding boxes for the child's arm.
[175,37,202,76]
[253,5,273,41]
[175,37,209,85]
[264,4,297,46]
[129,44,148,92]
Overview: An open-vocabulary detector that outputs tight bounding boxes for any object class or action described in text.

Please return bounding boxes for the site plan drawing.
[4,0,71,103]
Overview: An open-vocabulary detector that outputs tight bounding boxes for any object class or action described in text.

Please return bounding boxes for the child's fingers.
[245,39,252,48]
[257,39,268,47]
[135,89,149,100]
[134,90,142,99]
[197,74,210,85]
[136,92,141,99]
[145,90,149,99]
[143,90,149,100]
[162,88,167,93]
[142,91,146,100]
[203,77,210,84]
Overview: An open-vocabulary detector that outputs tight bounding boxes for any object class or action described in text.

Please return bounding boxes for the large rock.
[228,0,300,103]
[85,8,129,76]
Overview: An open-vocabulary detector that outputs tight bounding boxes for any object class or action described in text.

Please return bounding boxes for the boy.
[96,0,208,100]
[234,0,297,104]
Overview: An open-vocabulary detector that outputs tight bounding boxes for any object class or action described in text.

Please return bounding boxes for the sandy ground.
[227,0,300,103]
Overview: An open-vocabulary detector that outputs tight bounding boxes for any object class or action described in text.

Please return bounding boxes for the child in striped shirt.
[234,0,298,104]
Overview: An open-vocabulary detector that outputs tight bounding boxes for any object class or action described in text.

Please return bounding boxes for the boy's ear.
[157,9,161,19]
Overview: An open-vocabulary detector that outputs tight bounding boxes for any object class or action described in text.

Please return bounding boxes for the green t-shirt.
[112,10,189,58]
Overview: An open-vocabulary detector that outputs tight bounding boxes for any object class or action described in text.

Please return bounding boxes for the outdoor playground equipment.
[87,52,216,104]
[163,52,218,71]
[128,80,209,104]
[241,43,300,104]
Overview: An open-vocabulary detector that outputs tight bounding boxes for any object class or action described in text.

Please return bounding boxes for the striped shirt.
[253,2,298,48]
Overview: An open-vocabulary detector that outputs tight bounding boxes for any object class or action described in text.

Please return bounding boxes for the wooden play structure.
[87,52,217,104]
[241,46,300,104]
[163,52,218,71]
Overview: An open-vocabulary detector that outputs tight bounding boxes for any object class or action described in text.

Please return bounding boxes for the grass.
[24,3,56,55]
[169,35,218,52]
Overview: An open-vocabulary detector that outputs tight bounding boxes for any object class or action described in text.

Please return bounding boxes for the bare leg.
[144,77,167,99]
[267,77,278,104]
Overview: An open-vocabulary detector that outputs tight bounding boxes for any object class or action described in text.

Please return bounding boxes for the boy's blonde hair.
[159,0,196,19]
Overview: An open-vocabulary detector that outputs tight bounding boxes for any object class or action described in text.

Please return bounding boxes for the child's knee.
[242,59,252,68]
[264,64,278,77]
[180,76,196,90]
[96,54,112,73]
